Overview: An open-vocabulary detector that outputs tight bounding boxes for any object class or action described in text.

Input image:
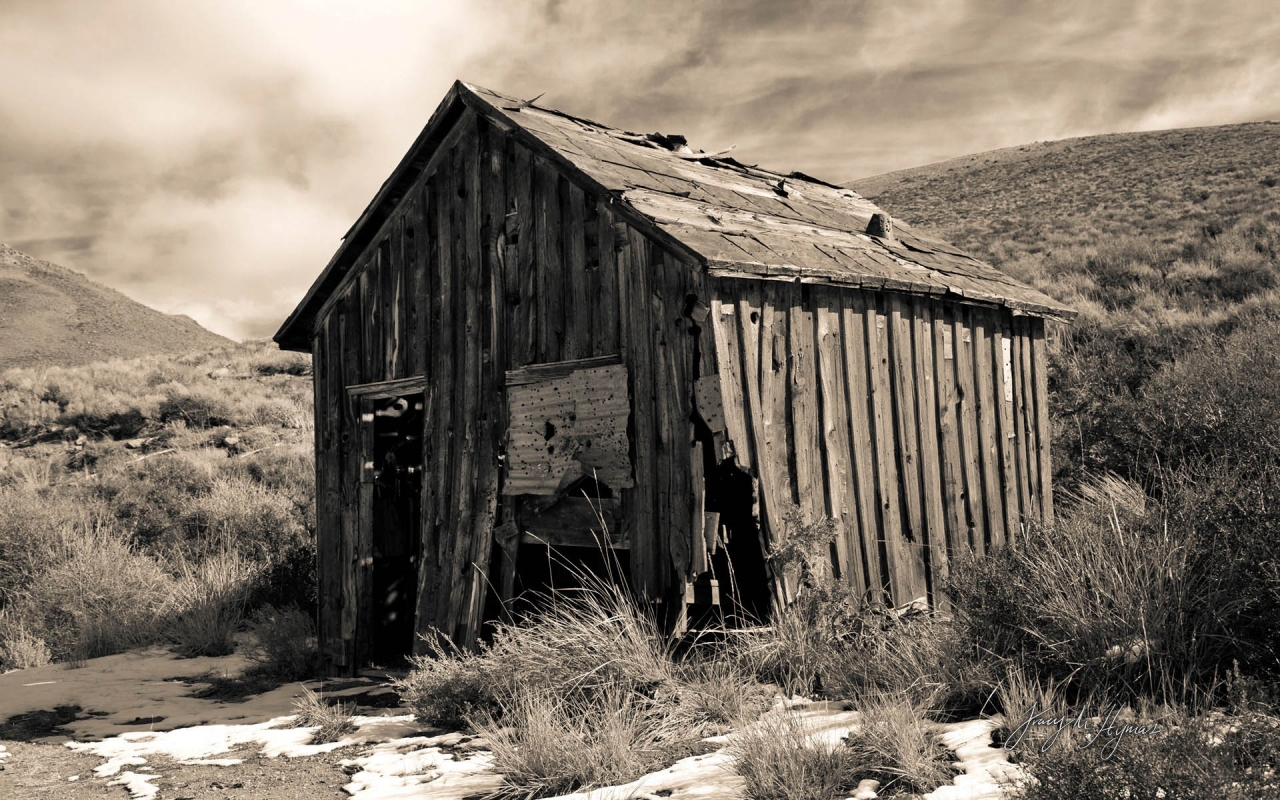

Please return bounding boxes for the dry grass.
[166,549,258,657]
[0,340,316,666]
[843,694,959,795]
[245,605,320,679]
[478,685,708,799]
[290,686,357,744]
[0,611,52,670]
[730,710,868,800]
[12,525,173,662]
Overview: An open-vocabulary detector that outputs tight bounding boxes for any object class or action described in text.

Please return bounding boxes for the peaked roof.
[275,81,1073,350]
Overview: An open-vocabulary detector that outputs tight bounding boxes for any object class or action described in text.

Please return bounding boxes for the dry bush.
[947,475,1249,705]
[245,605,320,679]
[843,694,959,795]
[186,475,309,562]
[291,686,356,744]
[728,508,990,714]
[0,611,52,671]
[166,549,259,657]
[0,486,112,605]
[730,710,869,800]
[1018,710,1280,800]
[13,526,172,661]
[478,685,707,799]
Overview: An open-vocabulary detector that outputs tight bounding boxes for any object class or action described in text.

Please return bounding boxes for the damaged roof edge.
[274,80,704,352]
[276,81,1076,351]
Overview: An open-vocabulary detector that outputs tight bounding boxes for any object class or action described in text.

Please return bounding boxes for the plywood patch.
[504,361,632,495]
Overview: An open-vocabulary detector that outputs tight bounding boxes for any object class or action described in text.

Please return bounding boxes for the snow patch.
[107,770,162,800]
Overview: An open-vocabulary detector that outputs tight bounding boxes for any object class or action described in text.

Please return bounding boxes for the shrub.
[245,605,320,680]
[395,634,503,730]
[251,541,317,618]
[166,549,258,657]
[947,475,1250,704]
[186,476,309,562]
[1136,316,1280,470]
[0,611,52,671]
[728,508,989,712]
[730,710,869,800]
[0,486,112,605]
[290,686,356,744]
[478,685,707,799]
[156,388,231,429]
[14,527,172,661]
[1017,711,1280,799]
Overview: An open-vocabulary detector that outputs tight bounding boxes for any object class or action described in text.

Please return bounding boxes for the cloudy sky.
[2,0,1278,340]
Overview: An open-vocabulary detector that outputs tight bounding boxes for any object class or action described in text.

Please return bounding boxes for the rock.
[208,367,232,379]
[222,436,241,448]
[122,437,155,450]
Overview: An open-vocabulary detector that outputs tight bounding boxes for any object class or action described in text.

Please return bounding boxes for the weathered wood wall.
[310,107,705,672]
[703,278,1053,608]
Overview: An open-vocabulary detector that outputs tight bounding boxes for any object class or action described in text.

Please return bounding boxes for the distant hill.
[0,244,232,371]
[847,122,1280,270]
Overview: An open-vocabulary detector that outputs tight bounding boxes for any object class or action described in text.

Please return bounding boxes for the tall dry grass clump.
[948,474,1250,706]
[731,699,957,800]
[728,508,990,715]
[14,525,173,662]
[730,710,868,800]
[397,574,767,797]
[290,685,356,744]
[480,685,702,799]
[166,549,259,657]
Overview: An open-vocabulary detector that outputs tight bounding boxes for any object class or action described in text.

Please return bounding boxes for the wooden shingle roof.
[467,84,1073,322]
[276,81,1073,350]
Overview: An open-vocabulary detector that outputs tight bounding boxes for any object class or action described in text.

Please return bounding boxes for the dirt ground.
[0,739,353,800]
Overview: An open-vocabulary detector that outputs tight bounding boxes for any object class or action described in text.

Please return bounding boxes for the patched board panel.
[504,362,632,495]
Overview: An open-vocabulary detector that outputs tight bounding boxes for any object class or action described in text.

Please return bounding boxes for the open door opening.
[703,456,773,625]
[504,475,631,616]
[368,393,423,667]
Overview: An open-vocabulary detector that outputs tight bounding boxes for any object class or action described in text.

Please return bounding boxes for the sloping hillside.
[848,122,1280,292]
[0,244,232,371]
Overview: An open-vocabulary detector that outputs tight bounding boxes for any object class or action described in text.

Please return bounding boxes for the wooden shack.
[274,81,1076,674]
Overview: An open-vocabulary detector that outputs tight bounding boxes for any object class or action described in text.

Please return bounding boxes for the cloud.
[1,0,1277,339]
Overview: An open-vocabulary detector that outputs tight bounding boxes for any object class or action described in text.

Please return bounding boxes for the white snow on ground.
[107,770,162,800]
[337,701,1023,800]
[2,647,1023,799]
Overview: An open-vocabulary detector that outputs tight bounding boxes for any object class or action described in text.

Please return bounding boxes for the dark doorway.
[368,393,423,666]
[705,458,773,625]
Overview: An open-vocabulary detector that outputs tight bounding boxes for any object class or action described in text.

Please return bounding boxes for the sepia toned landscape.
[4,3,1280,798]
[2,115,1279,798]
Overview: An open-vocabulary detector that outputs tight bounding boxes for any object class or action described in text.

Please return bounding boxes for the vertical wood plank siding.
[708,278,1052,607]
[304,106,1056,671]
[308,107,703,670]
